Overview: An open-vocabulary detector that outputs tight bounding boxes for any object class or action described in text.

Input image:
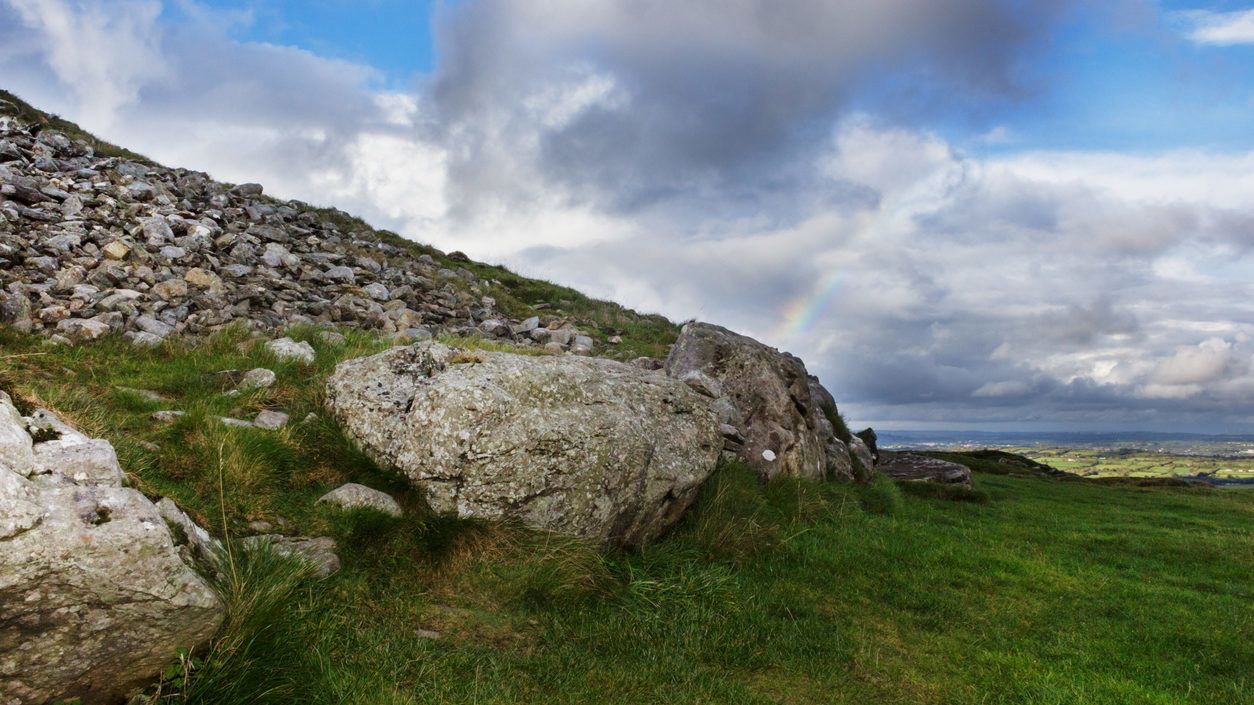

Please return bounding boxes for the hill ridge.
[0,88,677,360]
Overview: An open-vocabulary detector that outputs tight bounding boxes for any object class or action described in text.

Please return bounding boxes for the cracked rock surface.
[0,391,223,705]
[325,343,723,547]
[665,322,857,482]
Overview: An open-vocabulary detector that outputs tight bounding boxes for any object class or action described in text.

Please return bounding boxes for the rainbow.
[773,270,844,341]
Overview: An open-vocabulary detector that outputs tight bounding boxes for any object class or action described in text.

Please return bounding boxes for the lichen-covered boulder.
[665,322,855,482]
[0,394,222,705]
[325,343,723,547]
[878,453,973,487]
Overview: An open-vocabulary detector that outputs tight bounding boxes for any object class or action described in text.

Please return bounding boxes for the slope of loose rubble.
[0,90,677,358]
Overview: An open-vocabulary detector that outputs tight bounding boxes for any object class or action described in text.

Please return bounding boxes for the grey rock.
[324,265,355,284]
[266,337,315,364]
[253,410,289,430]
[362,282,389,301]
[0,407,222,705]
[134,315,173,338]
[239,367,277,390]
[665,322,854,482]
[325,343,723,547]
[317,482,402,518]
[242,535,339,578]
[55,317,110,341]
[878,453,972,487]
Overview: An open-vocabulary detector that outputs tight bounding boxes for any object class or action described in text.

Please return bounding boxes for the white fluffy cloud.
[1179,8,1254,46]
[4,0,1254,431]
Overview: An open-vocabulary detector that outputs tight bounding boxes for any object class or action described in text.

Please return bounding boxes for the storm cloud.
[2,0,1253,431]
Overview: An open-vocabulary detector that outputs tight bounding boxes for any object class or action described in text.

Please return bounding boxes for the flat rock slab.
[318,482,402,517]
[325,343,723,547]
[878,454,973,487]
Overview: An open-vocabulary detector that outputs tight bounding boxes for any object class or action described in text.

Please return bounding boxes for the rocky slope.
[0,90,661,356]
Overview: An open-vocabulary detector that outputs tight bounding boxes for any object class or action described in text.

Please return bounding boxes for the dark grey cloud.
[429,0,1068,217]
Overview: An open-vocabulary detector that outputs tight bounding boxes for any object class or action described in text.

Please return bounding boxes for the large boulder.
[878,453,973,487]
[325,343,723,547]
[0,393,223,705]
[665,322,855,482]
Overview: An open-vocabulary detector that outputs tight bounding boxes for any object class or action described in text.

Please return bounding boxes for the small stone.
[102,240,131,260]
[362,282,389,301]
[324,266,355,284]
[150,410,185,423]
[218,417,254,428]
[266,337,316,364]
[239,368,277,390]
[317,483,403,518]
[152,279,187,300]
[242,535,340,578]
[416,630,441,640]
[184,267,221,290]
[253,410,290,430]
[762,449,777,462]
[126,331,164,347]
[318,330,346,346]
[134,315,173,338]
[56,317,110,341]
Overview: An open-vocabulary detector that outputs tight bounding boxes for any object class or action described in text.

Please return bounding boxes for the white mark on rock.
[762,449,776,461]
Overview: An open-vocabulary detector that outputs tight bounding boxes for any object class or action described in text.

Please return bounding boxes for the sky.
[2,0,1254,433]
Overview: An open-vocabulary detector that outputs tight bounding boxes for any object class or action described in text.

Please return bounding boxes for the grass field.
[4,328,1252,705]
[1019,447,1254,482]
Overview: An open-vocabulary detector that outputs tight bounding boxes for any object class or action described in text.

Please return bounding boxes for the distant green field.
[1017,447,1254,482]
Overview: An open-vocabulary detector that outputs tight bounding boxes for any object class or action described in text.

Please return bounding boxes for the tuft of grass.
[856,473,905,516]
[896,480,990,504]
[822,401,854,444]
[169,544,318,705]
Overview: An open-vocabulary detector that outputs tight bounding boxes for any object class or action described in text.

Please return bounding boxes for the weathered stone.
[242,535,339,578]
[239,367,276,390]
[878,453,973,487]
[0,408,221,705]
[266,337,315,364]
[253,409,289,430]
[134,315,173,338]
[152,278,188,300]
[102,240,130,260]
[55,317,110,341]
[150,410,185,423]
[324,265,355,284]
[665,322,855,482]
[317,483,402,518]
[325,343,723,547]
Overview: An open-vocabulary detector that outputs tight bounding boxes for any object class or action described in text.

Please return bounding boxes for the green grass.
[4,330,1253,704]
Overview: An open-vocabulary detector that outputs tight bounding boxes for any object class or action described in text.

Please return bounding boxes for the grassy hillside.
[4,328,1251,705]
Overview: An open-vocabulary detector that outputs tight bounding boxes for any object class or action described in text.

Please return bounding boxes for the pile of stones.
[0,113,593,354]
